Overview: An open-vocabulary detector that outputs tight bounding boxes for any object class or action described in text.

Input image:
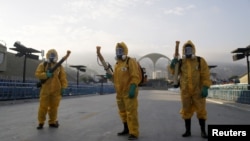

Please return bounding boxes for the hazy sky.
[0,0,250,71]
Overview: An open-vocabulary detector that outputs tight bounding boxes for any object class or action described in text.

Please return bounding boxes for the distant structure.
[0,41,7,72]
[208,65,218,84]
[138,53,171,79]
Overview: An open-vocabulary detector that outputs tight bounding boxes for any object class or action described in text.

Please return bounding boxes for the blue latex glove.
[106,73,112,79]
[201,86,209,98]
[128,84,137,98]
[46,71,53,78]
[170,58,178,69]
[61,88,66,96]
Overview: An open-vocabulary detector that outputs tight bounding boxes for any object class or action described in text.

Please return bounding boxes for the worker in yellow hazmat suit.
[106,42,140,140]
[35,49,68,129]
[168,40,212,138]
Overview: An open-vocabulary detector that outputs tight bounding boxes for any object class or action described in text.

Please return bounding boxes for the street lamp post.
[9,41,41,83]
[231,45,250,89]
[246,54,250,85]
[69,65,86,87]
[96,75,106,95]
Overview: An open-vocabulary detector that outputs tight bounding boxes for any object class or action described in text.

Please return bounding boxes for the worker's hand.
[128,83,137,98]
[173,82,180,88]
[61,88,66,96]
[170,58,178,69]
[201,86,209,98]
[106,73,112,79]
[46,71,53,78]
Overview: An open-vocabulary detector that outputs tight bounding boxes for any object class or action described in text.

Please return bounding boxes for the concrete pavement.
[0,90,250,141]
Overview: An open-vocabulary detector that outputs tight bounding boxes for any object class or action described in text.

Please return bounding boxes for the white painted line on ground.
[206,99,224,105]
[207,99,250,112]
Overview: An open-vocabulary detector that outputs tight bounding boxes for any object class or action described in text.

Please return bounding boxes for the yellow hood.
[116,42,128,55]
[46,49,58,62]
[182,40,196,56]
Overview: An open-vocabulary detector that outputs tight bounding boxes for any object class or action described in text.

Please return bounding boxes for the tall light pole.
[96,74,106,95]
[231,45,250,89]
[69,65,86,87]
[9,41,41,83]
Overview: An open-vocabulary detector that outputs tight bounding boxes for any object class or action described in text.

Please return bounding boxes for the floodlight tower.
[69,65,86,87]
[231,45,250,89]
[9,41,41,83]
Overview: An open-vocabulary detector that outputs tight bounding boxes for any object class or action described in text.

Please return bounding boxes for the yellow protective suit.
[168,40,211,120]
[113,42,141,137]
[35,49,68,125]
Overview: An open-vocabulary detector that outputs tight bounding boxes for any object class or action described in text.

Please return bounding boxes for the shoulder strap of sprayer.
[43,62,48,71]
[126,57,130,65]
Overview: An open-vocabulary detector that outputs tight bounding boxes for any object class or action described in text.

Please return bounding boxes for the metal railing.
[0,81,115,101]
[208,84,250,104]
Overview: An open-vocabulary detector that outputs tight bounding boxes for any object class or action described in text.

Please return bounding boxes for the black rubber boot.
[128,134,138,140]
[199,119,208,138]
[117,122,129,136]
[36,123,43,130]
[49,121,59,128]
[182,119,191,137]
